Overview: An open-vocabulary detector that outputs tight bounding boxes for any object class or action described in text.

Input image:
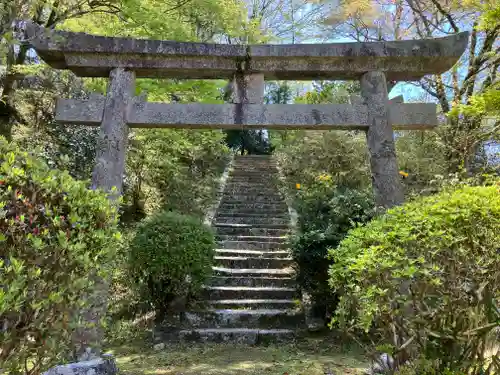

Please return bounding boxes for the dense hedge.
[0,137,120,374]
[329,185,500,374]
[128,210,215,318]
[291,180,375,318]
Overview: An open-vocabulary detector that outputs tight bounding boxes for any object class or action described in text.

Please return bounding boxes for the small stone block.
[42,355,117,375]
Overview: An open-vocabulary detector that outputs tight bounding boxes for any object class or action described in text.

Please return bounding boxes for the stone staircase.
[179,154,303,344]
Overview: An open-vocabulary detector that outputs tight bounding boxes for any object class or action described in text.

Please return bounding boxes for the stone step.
[214,256,294,269]
[228,174,278,180]
[216,215,290,229]
[230,161,277,166]
[215,249,290,258]
[215,216,289,225]
[184,309,304,329]
[212,266,294,277]
[209,276,295,288]
[216,210,289,218]
[216,235,288,243]
[222,188,280,196]
[227,179,279,185]
[234,155,273,158]
[220,195,284,203]
[217,240,288,250]
[228,175,278,181]
[229,169,278,175]
[217,202,289,212]
[204,286,297,300]
[223,182,278,188]
[215,222,289,228]
[207,299,298,309]
[215,226,289,237]
[179,328,294,344]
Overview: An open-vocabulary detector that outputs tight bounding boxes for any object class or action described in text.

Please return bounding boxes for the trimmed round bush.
[329,185,500,373]
[0,137,120,374]
[129,211,215,317]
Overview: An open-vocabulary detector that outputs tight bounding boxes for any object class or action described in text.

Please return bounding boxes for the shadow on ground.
[109,336,368,375]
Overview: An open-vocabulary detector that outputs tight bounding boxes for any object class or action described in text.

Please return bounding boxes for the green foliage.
[292,183,375,315]
[395,130,448,196]
[123,129,229,221]
[224,130,274,155]
[294,81,360,104]
[329,185,500,374]
[128,211,215,317]
[0,137,121,374]
[274,81,370,195]
[12,67,99,180]
[265,81,294,104]
[275,130,371,196]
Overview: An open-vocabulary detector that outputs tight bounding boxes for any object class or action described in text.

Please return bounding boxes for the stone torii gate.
[27,26,468,360]
[29,26,468,209]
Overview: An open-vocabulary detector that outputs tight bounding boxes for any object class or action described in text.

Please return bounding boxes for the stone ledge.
[43,355,117,375]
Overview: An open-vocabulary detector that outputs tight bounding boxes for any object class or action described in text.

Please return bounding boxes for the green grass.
[109,337,368,375]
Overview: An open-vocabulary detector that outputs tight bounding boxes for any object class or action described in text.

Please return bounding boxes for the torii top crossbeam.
[29,26,468,81]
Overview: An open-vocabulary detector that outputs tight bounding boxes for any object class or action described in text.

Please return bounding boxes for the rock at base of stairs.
[43,355,117,375]
[179,328,295,344]
[184,309,305,329]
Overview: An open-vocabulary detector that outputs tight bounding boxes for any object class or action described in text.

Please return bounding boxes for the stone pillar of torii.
[28,24,468,357]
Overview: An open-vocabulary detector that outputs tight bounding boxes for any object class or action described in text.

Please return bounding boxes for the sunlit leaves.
[329,184,500,373]
[0,138,121,373]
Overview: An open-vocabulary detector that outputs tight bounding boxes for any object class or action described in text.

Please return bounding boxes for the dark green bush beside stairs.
[0,137,121,374]
[129,210,215,320]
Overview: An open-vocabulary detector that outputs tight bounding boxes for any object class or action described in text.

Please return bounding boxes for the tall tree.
[0,0,123,140]
[314,0,499,173]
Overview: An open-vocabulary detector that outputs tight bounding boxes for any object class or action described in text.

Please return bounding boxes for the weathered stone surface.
[204,153,234,226]
[219,193,284,202]
[213,255,294,269]
[73,69,135,359]
[361,71,405,209]
[217,239,288,250]
[302,292,325,332]
[209,275,295,288]
[204,286,297,300]
[184,309,304,329]
[232,73,265,104]
[179,328,294,344]
[215,248,291,259]
[214,226,289,237]
[207,299,297,310]
[215,216,289,225]
[29,24,468,81]
[216,234,288,243]
[212,267,294,277]
[43,355,117,375]
[91,68,135,194]
[56,100,438,130]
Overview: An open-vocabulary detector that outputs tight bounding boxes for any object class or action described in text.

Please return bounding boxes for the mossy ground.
[109,336,368,375]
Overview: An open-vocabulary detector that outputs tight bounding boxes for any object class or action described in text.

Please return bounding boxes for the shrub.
[128,210,215,318]
[329,185,500,374]
[0,137,120,374]
[291,182,375,317]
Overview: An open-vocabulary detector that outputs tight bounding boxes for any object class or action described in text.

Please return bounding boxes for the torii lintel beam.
[56,97,438,130]
[28,24,468,81]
